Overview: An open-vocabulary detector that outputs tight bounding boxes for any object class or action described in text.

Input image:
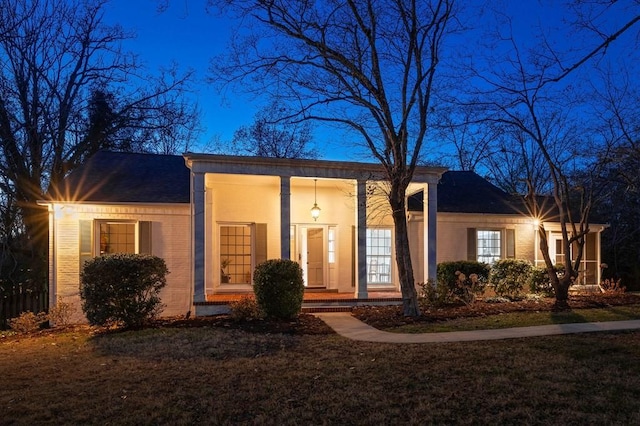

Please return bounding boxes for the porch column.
[423,181,438,284]
[356,179,368,299]
[280,176,291,260]
[192,171,206,303]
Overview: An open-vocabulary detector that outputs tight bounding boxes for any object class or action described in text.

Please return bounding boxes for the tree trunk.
[389,191,420,317]
[552,275,571,311]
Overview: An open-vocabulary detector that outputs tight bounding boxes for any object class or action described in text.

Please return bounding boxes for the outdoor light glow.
[311,203,321,221]
[311,179,321,221]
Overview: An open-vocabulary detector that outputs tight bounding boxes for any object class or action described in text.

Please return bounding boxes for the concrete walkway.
[314,312,640,344]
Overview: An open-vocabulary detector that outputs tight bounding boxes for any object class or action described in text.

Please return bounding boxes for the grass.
[2,323,640,424]
[391,304,640,333]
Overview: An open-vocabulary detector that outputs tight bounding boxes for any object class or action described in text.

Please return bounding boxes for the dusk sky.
[102,0,634,161]
[104,0,246,151]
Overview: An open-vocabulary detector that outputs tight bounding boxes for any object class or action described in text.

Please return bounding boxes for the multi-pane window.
[99,222,135,254]
[477,230,501,264]
[366,228,392,285]
[220,225,253,284]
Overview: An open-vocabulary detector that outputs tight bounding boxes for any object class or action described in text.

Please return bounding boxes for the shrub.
[253,259,304,319]
[80,253,169,328]
[426,261,489,306]
[600,278,625,294]
[528,266,556,297]
[420,279,450,307]
[437,261,491,289]
[229,296,264,321]
[489,259,532,299]
[9,311,48,333]
[48,297,75,326]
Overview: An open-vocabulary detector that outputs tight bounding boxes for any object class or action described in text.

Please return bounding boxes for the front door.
[306,228,324,287]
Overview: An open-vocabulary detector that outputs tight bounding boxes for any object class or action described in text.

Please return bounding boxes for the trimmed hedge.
[80,253,168,328]
[488,259,532,299]
[422,261,490,305]
[437,261,491,289]
[253,259,304,319]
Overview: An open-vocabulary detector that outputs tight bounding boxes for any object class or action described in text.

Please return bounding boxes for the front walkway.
[314,312,640,343]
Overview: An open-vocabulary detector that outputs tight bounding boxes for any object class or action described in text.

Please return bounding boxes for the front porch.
[185,154,444,313]
[195,290,403,315]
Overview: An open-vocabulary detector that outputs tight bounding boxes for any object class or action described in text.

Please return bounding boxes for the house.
[40,151,606,320]
[408,171,606,286]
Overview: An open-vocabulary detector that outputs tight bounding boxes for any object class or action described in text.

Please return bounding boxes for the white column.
[192,171,206,303]
[280,176,291,260]
[424,181,438,284]
[596,230,602,284]
[356,179,368,299]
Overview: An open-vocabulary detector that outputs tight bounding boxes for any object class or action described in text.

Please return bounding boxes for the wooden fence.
[0,285,48,329]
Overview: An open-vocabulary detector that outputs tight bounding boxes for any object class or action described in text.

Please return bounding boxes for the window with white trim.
[99,222,135,254]
[366,228,392,285]
[220,225,253,284]
[477,230,501,264]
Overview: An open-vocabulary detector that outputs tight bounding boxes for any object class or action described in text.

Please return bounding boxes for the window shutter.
[467,228,477,261]
[255,223,267,266]
[138,221,152,254]
[506,229,516,258]
[79,220,93,275]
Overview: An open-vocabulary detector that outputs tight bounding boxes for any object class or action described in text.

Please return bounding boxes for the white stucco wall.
[49,203,191,322]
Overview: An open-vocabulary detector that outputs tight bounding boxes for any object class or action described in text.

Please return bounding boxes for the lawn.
[2,319,640,424]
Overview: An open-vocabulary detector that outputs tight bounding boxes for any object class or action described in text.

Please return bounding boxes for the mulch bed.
[154,293,640,335]
[5,293,640,339]
[352,293,640,330]
[151,313,335,335]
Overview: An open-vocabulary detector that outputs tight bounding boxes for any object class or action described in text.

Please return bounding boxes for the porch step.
[569,285,604,294]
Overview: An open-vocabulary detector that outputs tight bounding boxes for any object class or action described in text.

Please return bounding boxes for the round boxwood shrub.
[253,259,304,319]
[80,253,169,328]
[489,259,532,300]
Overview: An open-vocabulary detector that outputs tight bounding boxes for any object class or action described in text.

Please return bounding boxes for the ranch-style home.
[40,151,607,320]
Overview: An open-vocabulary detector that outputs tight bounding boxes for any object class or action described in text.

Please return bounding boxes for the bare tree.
[467,19,606,308]
[210,0,457,316]
[231,101,318,159]
[0,0,198,286]
[589,68,640,287]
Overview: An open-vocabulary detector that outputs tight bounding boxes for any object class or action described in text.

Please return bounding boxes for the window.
[220,225,253,284]
[99,222,135,254]
[79,220,151,274]
[328,227,336,264]
[366,228,392,285]
[477,230,501,264]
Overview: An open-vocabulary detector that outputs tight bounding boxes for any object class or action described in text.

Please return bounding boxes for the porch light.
[311,179,321,221]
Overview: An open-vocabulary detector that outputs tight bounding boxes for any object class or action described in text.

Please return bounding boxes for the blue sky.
[103,0,249,149]
[102,0,636,162]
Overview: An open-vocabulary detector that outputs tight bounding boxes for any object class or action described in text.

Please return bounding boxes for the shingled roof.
[408,170,526,215]
[51,151,190,203]
[52,151,528,215]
